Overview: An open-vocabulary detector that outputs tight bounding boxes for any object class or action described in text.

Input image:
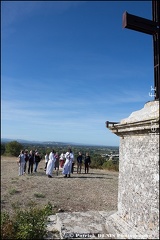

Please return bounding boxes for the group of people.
[17,149,42,176]
[45,149,91,178]
[76,151,91,174]
[17,148,91,178]
[44,148,73,178]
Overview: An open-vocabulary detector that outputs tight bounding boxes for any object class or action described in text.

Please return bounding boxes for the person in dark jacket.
[84,152,91,174]
[54,152,59,176]
[34,152,42,173]
[24,150,29,174]
[77,152,83,174]
[28,150,35,174]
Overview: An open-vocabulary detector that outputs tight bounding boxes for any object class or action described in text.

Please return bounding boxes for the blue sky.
[1,1,154,146]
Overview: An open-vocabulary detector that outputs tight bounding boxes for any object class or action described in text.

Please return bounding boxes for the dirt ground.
[1,156,119,215]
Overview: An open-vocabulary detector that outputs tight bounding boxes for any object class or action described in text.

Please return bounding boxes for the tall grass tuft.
[34,192,46,198]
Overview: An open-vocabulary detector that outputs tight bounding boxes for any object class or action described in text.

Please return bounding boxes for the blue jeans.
[34,162,39,172]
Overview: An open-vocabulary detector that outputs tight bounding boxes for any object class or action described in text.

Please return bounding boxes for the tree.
[1,143,5,155]
[5,141,23,156]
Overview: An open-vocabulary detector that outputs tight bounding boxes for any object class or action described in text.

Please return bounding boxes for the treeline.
[1,141,119,171]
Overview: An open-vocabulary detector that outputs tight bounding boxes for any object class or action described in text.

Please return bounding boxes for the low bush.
[102,160,119,171]
[90,155,105,169]
[1,202,53,240]
[89,155,119,171]
[1,212,15,239]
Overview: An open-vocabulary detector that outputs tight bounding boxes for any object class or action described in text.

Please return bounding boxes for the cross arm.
[123,11,158,35]
[106,121,119,128]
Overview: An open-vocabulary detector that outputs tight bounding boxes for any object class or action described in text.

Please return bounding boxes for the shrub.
[90,155,105,169]
[1,143,5,155]
[1,202,53,240]
[5,141,23,157]
[102,160,119,171]
[1,212,15,239]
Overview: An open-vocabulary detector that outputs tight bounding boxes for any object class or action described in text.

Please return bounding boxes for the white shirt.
[59,153,65,160]
[45,154,49,163]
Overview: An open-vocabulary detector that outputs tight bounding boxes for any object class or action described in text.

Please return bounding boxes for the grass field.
[1,156,119,216]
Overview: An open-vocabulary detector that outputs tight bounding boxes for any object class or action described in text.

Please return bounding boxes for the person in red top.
[59,152,65,168]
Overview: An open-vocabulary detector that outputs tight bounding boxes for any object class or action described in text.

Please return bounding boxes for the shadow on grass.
[66,176,113,179]
[20,170,117,179]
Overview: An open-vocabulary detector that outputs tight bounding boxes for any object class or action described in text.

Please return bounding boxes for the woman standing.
[18,150,25,176]
[46,149,56,178]
[62,148,74,178]
[59,152,65,168]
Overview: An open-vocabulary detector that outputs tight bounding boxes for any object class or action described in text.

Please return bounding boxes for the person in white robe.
[46,150,56,178]
[62,148,74,178]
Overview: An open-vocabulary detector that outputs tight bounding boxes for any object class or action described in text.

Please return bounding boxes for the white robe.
[46,152,56,176]
[62,152,74,175]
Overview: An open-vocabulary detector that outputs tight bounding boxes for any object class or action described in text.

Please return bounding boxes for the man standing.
[28,150,35,174]
[54,152,59,176]
[34,152,42,173]
[46,149,56,178]
[84,152,91,174]
[24,150,29,174]
[77,152,83,174]
[62,148,74,178]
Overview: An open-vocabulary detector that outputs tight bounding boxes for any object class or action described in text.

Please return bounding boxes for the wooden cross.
[122,0,160,100]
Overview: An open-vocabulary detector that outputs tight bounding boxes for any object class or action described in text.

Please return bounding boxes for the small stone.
[58,208,64,212]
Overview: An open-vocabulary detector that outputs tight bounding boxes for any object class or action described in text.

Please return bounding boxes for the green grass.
[9,188,19,195]
[34,192,46,198]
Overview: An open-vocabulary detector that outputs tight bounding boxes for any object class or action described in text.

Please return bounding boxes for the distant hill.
[1,138,118,148]
[1,138,42,144]
[1,138,71,146]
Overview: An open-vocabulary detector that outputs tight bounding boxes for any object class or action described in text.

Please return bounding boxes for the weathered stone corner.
[106,100,159,239]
